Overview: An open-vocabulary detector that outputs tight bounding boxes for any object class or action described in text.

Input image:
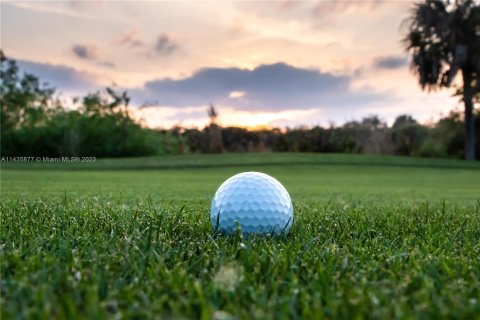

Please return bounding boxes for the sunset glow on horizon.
[1,0,460,129]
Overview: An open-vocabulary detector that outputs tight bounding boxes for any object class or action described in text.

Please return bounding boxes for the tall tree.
[404,0,480,160]
[0,50,56,131]
[0,50,58,155]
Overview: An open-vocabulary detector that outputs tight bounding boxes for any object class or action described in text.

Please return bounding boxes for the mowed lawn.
[2,153,479,203]
[1,153,479,319]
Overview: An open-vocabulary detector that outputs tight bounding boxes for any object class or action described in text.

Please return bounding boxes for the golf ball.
[210,172,293,235]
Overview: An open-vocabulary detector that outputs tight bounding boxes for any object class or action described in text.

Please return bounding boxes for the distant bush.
[416,110,480,159]
[390,115,429,156]
[417,139,448,158]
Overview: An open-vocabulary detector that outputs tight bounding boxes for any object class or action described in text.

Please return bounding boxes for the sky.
[1,0,462,129]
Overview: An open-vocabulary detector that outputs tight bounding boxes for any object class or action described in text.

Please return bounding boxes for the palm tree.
[206,103,223,153]
[403,0,480,160]
[207,103,218,125]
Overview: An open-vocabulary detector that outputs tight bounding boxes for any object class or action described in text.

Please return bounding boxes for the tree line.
[1,50,479,159]
[183,110,479,159]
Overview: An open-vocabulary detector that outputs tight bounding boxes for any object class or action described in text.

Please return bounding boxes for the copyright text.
[1,157,97,163]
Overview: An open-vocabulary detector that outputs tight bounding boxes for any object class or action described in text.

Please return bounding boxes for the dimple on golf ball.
[210,172,293,235]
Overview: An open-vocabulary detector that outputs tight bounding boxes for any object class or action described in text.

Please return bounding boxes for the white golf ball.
[210,172,293,235]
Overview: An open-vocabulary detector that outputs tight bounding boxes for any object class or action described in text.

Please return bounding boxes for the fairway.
[1,153,479,319]
[2,153,479,203]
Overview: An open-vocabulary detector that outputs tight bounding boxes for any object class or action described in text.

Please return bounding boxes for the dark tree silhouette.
[392,114,418,129]
[206,103,223,153]
[207,103,218,125]
[403,0,480,160]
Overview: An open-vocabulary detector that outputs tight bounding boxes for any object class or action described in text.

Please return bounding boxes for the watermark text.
[1,156,97,163]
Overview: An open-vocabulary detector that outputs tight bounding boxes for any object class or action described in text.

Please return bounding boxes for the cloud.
[155,33,179,56]
[131,62,390,112]
[229,91,245,98]
[312,0,386,16]
[373,56,408,70]
[97,61,116,68]
[72,45,98,60]
[115,30,144,48]
[16,59,98,94]
[3,1,105,20]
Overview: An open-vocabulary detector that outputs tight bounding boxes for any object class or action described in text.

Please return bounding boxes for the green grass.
[1,153,479,319]
[2,152,479,171]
